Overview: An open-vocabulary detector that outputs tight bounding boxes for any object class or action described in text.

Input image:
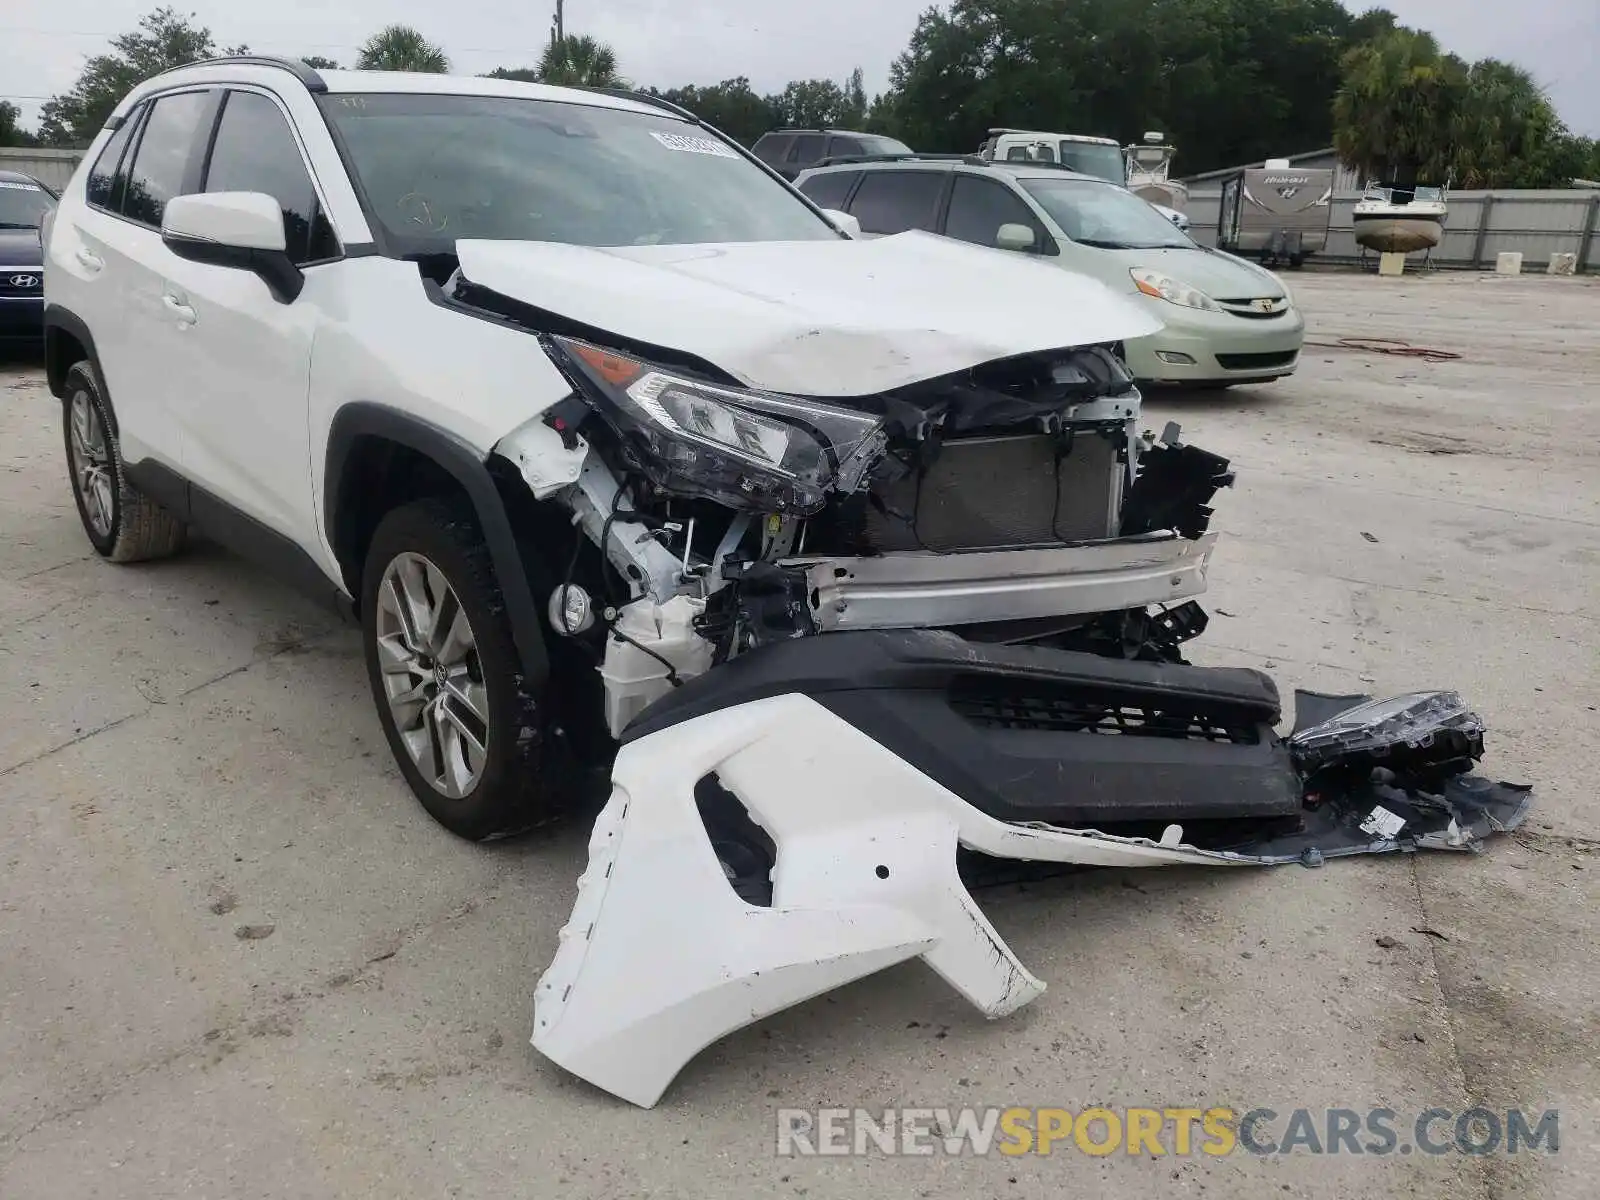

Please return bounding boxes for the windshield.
[1058,143,1125,184]
[0,180,56,230]
[1021,178,1194,250]
[319,93,839,252]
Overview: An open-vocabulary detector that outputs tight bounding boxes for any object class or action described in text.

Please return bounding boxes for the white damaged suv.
[44,59,1248,841]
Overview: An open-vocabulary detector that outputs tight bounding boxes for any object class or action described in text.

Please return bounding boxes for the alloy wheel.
[68,390,115,538]
[374,551,491,798]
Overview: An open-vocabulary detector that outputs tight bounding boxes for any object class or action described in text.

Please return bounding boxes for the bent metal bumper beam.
[792,533,1217,630]
[531,692,1258,1110]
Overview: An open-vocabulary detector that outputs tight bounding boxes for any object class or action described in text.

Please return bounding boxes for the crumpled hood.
[454,233,1161,396]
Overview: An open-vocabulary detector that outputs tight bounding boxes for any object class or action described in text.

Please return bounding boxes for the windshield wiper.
[1074,238,1188,250]
[0,221,41,230]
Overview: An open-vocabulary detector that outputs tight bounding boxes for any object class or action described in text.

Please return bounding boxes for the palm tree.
[537,35,624,88]
[356,26,450,73]
[1445,60,1559,187]
[1332,29,1460,186]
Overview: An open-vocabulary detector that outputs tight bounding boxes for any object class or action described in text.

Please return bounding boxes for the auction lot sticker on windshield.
[650,131,739,159]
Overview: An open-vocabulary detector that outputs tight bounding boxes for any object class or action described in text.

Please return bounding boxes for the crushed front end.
[448,275,1532,1111]
[499,309,1241,743]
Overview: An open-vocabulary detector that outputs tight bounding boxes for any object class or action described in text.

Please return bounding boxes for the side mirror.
[161,192,304,304]
[996,223,1036,252]
[822,209,862,239]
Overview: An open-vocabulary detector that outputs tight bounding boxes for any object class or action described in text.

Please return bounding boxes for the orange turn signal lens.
[569,341,645,387]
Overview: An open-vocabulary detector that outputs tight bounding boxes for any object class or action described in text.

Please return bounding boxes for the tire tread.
[64,360,187,563]
[360,496,562,841]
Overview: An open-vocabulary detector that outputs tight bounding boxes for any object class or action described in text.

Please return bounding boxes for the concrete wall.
[0,147,86,194]
[1186,187,1600,271]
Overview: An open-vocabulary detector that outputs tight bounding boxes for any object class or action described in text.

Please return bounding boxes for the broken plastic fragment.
[1289,691,1485,772]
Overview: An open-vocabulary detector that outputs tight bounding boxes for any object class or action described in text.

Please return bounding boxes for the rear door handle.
[75,248,104,273]
[162,293,197,325]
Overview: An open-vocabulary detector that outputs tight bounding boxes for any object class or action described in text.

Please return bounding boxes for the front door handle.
[75,248,104,273]
[162,293,196,325]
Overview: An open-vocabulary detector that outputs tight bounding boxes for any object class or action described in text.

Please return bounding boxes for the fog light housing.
[549,584,595,635]
[1155,351,1197,365]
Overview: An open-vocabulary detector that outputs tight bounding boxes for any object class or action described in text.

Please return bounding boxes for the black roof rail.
[141,55,330,93]
[813,152,987,168]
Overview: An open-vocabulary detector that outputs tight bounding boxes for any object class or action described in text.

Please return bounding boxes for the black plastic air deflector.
[625,630,1302,827]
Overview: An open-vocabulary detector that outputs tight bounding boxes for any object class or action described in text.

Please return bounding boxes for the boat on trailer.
[1123,132,1189,217]
[1352,181,1448,254]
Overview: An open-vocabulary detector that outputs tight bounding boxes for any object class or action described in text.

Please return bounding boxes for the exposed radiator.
[862,431,1122,552]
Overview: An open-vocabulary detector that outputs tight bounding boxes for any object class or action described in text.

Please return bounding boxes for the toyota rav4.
[41,61,1536,1108]
[45,59,1249,842]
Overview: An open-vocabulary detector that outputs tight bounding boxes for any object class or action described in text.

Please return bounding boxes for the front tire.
[360,497,561,840]
[62,361,186,562]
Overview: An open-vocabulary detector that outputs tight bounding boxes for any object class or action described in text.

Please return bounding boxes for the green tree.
[1333,28,1463,185]
[299,55,341,70]
[840,68,868,128]
[1333,31,1568,187]
[1,100,38,147]
[537,35,624,88]
[37,6,218,146]
[486,66,543,83]
[356,26,450,73]
[1444,59,1563,187]
[876,0,1399,173]
[649,78,780,145]
[771,79,848,128]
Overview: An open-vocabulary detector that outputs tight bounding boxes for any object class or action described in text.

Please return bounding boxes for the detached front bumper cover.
[531,638,1532,1109]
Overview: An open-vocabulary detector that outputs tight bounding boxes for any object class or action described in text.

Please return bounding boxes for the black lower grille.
[1215,350,1297,370]
[951,677,1263,745]
[862,431,1120,552]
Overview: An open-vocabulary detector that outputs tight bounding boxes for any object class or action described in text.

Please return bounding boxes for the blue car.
[0,170,56,347]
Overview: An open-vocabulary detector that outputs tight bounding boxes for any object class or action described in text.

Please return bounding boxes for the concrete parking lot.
[2,270,1597,1199]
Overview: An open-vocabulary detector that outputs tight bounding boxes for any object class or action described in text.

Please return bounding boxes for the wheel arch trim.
[43,305,107,415]
[324,401,550,690]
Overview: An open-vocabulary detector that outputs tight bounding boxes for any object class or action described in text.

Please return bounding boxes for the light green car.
[795,157,1304,386]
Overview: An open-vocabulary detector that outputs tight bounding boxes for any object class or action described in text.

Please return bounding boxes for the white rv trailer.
[1216,157,1335,268]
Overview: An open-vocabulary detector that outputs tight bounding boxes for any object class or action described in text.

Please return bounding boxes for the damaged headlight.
[1289,691,1486,776]
[549,336,886,514]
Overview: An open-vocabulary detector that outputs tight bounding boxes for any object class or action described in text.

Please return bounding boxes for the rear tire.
[360,497,563,840]
[62,361,187,563]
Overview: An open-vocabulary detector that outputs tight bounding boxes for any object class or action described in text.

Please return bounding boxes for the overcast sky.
[3,0,1595,141]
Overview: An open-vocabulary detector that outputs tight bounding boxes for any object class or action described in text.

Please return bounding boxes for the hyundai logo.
[9,273,40,289]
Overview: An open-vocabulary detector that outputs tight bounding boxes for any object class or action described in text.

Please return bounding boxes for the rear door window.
[85,111,142,213]
[847,171,945,235]
[121,90,213,227]
[826,135,865,159]
[753,133,792,165]
[787,133,825,166]
[798,170,860,210]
